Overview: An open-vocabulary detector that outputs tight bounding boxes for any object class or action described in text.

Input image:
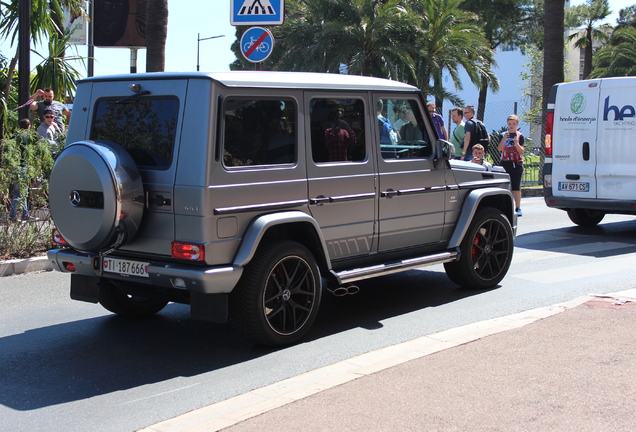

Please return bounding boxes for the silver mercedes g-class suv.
[48,71,516,346]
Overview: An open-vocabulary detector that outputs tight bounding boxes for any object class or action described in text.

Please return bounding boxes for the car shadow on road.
[0,267,492,411]
[515,219,636,257]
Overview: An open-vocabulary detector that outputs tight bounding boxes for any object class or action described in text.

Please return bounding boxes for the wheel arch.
[448,188,516,249]
[233,211,332,272]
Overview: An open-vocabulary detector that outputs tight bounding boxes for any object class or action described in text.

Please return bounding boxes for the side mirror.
[435,139,454,160]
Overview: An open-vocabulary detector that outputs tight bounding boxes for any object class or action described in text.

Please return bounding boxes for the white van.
[543,77,636,226]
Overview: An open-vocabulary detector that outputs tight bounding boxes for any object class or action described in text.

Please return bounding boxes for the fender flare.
[447,188,516,249]
[233,211,332,268]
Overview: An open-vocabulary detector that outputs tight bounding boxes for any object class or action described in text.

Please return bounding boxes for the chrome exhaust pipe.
[328,284,360,297]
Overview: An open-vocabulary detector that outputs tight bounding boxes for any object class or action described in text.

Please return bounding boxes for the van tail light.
[172,242,205,261]
[545,112,554,156]
[52,228,68,246]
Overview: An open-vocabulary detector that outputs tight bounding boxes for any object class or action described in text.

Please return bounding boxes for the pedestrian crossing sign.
[231,0,284,26]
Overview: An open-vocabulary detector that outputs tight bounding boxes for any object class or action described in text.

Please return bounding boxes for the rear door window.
[223,98,296,167]
[309,98,366,163]
[91,97,179,170]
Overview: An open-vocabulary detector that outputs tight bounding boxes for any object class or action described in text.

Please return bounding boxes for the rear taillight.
[545,111,554,156]
[171,242,205,261]
[52,228,68,246]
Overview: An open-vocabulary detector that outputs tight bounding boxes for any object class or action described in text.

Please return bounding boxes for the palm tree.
[408,0,498,109]
[459,0,533,118]
[589,27,636,77]
[566,0,611,79]
[146,0,168,72]
[542,0,565,114]
[273,0,420,79]
[0,0,86,106]
[31,31,84,101]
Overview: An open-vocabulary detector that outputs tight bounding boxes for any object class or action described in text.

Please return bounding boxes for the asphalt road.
[2,196,636,432]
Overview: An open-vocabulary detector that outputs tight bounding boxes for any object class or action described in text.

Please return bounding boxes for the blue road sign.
[231,0,284,26]
[240,27,275,63]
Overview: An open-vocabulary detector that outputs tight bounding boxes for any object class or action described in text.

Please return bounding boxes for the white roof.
[81,71,419,92]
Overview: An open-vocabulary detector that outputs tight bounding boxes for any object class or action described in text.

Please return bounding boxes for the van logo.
[570,93,586,114]
[70,190,81,207]
[603,96,636,121]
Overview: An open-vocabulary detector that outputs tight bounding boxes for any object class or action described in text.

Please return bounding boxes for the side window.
[310,98,366,163]
[91,97,179,170]
[377,99,432,160]
[223,98,296,167]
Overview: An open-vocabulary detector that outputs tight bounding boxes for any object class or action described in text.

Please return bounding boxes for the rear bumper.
[47,249,243,294]
[544,195,636,214]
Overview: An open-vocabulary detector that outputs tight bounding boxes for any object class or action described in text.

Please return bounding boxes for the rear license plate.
[103,258,149,277]
[558,182,589,192]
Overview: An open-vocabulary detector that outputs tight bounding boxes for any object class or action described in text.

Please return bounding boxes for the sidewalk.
[140,289,636,432]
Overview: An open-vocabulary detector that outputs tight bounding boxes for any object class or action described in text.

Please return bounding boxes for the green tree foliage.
[0,53,18,137]
[250,0,496,107]
[616,5,636,28]
[409,0,498,108]
[589,26,636,77]
[0,128,56,219]
[460,0,534,118]
[566,0,611,79]
[272,0,420,79]
[0,0,86,86]
[31,32,84,102]
[0,0,86,132]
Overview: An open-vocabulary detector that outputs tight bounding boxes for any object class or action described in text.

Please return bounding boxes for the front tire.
[444,207,514,289]
[230,240,322,347]
[567,208,604,227]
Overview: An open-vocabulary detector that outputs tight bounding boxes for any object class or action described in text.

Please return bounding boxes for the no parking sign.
[240,27,275,63]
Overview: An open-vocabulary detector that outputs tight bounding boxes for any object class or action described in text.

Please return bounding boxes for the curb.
[136,288,636,432]
[0,255,52,277]
[521,187,543,197]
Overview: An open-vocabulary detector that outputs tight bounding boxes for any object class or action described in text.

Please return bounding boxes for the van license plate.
[558,182,589,192]
[103,258,149,277]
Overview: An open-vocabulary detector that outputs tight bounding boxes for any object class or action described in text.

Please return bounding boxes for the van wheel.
[444,208,514,289]
[567,209,605,227]
[230,240,322,347]
[99,282,168,318]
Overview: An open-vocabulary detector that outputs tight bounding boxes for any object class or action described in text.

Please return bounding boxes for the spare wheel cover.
[49,140,144,252]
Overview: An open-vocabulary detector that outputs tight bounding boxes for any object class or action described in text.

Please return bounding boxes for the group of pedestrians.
[444,105,525,217]
[30,88,69,153]
[6,88,69,221]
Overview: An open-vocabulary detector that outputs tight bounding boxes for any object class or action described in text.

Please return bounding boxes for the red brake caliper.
[472,234,480,261]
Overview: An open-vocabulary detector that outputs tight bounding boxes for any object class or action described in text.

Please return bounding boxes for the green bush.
[0,128,60,259]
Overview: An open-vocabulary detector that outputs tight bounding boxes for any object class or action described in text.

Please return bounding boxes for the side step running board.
[333,250,459,285]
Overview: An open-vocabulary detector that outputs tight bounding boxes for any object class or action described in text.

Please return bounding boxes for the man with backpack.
[462,105,490,161]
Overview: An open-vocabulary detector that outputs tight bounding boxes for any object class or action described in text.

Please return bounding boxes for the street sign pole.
[232,0,284,68]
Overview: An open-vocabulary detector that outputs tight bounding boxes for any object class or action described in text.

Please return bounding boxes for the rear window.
[91,97,179,169]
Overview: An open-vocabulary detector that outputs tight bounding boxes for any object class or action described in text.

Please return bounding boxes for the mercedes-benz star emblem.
[70,190,81,207]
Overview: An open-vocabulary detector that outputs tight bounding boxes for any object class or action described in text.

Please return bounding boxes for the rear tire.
[567,208,605,227]
[230,240,322,347]
[444,207,514,289]
[99,282,168,318]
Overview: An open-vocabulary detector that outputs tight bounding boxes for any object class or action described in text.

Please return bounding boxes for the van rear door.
[595,77,636,200]
[551,79,601,199]
[86,78,188,256]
